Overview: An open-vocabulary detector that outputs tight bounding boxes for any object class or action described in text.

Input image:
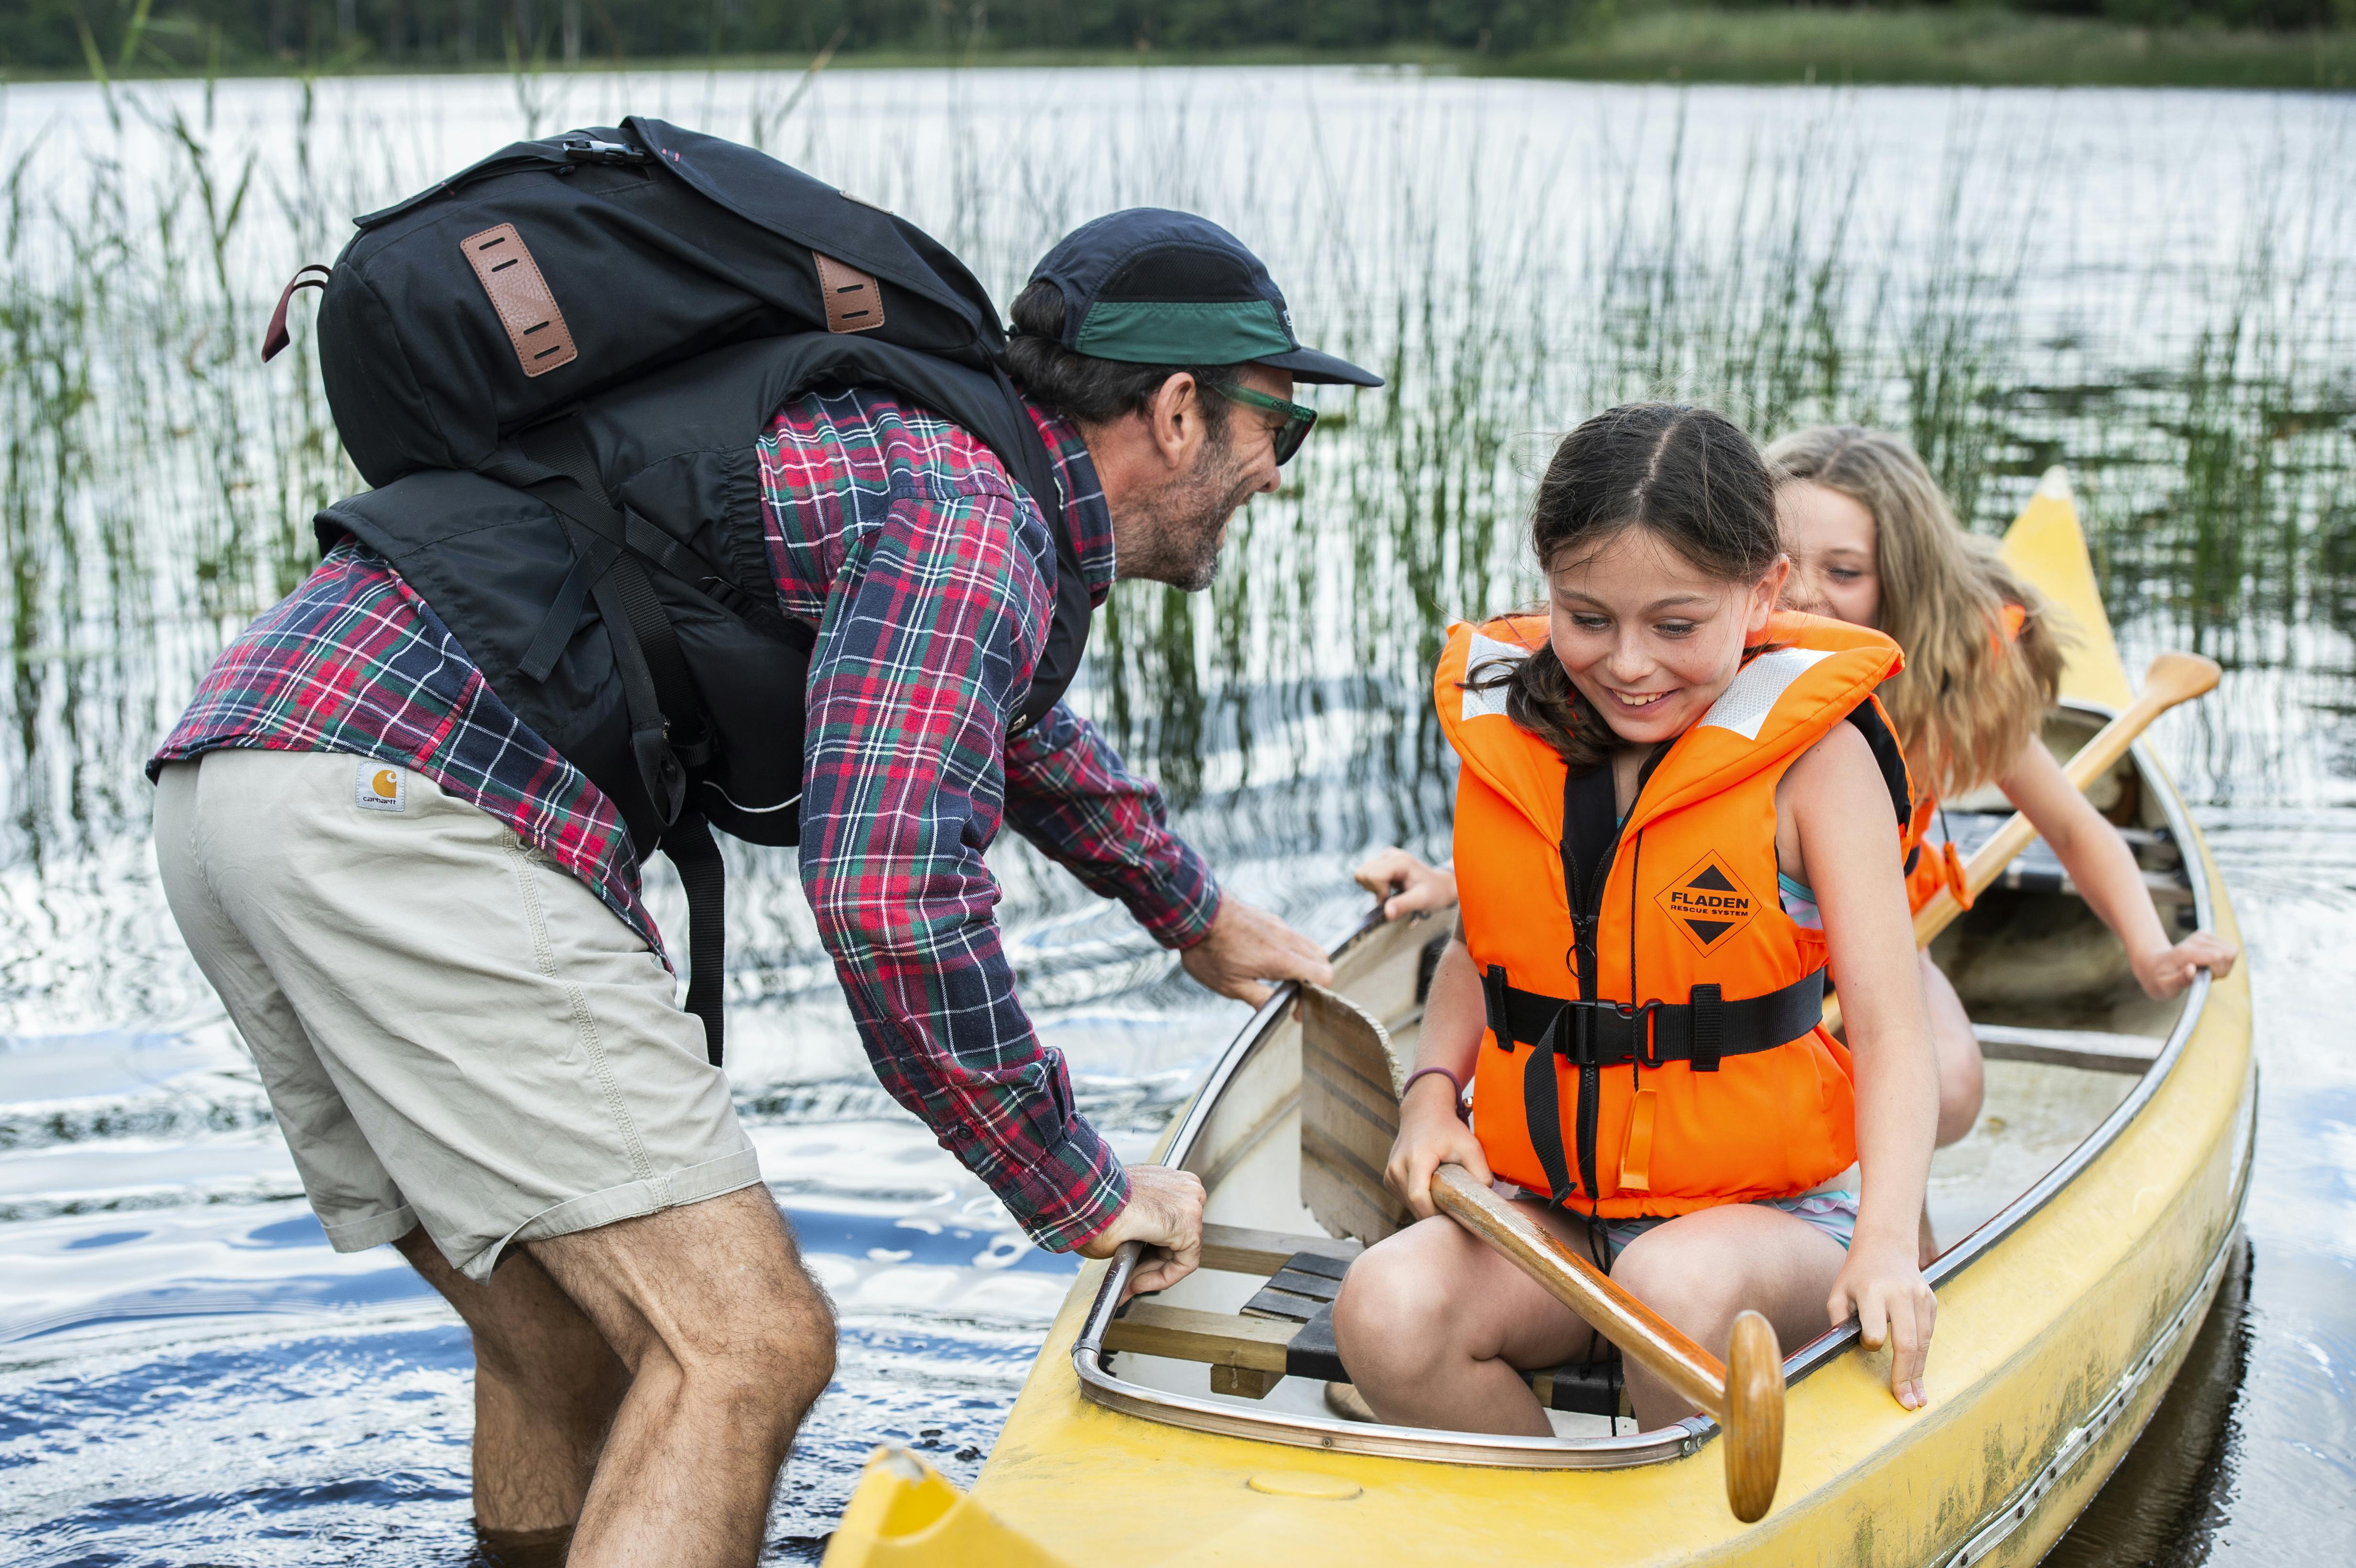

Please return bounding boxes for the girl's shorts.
[1603,1189,1859,1257]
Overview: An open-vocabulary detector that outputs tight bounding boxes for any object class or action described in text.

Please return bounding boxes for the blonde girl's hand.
[1829,1236,1938,1411]
[1353,848,1459,921]
[1384,1073,1491,1220]
[2131,931,2239,999]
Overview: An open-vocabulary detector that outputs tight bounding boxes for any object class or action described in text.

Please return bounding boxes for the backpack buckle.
[558,137,648,164]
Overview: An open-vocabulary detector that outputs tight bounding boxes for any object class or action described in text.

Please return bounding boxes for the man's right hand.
[1075,1164,1206,1301]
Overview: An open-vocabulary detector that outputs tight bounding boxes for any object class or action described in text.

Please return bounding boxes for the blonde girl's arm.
[1383,931,1493,1219]
[1353,847,1460,921]
[1996,738,2238,998]
[1785,722,1941,1411]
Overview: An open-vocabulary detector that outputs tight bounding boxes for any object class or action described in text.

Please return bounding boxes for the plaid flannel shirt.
[153,392,1219,1251]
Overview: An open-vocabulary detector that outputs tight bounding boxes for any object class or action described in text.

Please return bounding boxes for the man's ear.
[1147,371,1201,469]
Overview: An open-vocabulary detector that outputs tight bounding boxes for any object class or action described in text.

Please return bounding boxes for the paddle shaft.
[1822,651,2221,1036]
[1429,1164,1725,1416]
[1429,1164,1786,1521]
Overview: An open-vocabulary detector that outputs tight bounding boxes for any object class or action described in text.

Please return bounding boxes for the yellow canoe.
[826,469,2254,1567]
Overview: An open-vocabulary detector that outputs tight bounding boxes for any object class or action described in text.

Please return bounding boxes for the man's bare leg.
[393,1227,630,1549]
[525,1185,838,1568]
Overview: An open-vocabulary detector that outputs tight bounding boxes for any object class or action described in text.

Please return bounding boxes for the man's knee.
[542,1189,839,1428]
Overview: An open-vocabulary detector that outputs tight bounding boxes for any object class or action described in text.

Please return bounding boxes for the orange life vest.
[1438,610,1913,1217]
[1898,601,2029,916]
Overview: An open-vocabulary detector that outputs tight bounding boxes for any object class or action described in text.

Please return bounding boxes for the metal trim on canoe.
[1075,699,2231,1470]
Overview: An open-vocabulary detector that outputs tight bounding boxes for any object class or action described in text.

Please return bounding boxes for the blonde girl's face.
[1547,527,1788,749]
[1778,480,1882,628]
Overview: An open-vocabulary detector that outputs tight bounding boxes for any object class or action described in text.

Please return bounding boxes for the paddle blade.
[1723,1310,1786,1524]
[2142,650,2221,708]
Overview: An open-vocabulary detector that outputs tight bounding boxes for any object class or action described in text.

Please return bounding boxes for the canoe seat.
[1110,1238,1629,1416]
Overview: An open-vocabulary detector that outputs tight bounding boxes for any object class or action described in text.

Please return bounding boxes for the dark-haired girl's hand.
[1385,1072,1491,1220]
[1828,1235,1938,1411]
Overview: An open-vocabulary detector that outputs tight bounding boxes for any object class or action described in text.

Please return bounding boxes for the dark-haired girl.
[1332,404,1939,1433]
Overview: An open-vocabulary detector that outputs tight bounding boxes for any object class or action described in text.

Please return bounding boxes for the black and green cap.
[1025,209,1382,388]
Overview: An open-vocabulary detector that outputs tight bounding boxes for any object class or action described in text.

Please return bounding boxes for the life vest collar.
[1436,609,1907,848]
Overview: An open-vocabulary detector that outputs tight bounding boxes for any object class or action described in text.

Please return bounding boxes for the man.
[148,208,1378,1566]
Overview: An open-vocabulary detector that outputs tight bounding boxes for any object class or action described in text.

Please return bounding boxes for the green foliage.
[2,0,1579,73]
[7,1,2341,77]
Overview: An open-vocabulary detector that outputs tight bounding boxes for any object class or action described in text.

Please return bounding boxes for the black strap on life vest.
[1550,762,1622,1208]
[1482,967,1824,1074]
[508,417,731,1065]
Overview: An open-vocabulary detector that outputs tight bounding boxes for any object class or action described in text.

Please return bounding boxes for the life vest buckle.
[1626,1000,1668,1069]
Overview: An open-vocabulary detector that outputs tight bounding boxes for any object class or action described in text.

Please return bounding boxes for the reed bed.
[1,68,2350,1019]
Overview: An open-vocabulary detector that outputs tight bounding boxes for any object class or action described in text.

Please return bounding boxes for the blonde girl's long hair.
[1766,427,2068,800]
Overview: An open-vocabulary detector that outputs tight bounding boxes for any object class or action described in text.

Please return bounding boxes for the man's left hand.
[1179,897,1334,1008]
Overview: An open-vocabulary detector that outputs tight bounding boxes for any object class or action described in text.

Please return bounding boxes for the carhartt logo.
[1657,852,1754,954]
[355,761,406,813]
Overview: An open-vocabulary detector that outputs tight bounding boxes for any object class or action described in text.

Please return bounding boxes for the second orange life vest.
[1438,610,1913,1217]
[1898,601,2030,916]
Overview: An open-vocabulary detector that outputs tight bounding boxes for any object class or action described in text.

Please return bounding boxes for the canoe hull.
[950,888,2248,1564]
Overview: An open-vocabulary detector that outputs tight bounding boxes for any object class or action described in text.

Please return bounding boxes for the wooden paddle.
[1821,650,2221,1037]
[1430,1164,1785,1522]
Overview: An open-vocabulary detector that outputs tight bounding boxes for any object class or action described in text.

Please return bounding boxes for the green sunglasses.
[1208,382,1318,465]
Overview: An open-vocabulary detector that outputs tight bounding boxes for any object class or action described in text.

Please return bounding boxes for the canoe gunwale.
[1073,699,2234,1471]
[1782,705,2216,1389]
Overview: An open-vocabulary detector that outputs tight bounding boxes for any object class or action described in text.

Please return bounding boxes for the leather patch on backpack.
[461,223,578,377]
[813,251,885,334]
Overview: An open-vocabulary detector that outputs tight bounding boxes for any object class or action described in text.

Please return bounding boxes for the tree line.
[8,0,2345,75]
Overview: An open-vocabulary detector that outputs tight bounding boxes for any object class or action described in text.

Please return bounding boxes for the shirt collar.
[1025,403,1115,609]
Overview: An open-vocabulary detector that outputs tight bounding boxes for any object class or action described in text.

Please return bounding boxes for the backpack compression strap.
[509,419,731,1066]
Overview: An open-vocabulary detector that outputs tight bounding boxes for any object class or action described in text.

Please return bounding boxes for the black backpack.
[271,119,1093,1062]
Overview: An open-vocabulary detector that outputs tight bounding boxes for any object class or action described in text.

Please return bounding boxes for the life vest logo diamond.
[1657,852,1755,955]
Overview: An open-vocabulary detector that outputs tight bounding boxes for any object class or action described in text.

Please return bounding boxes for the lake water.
[1,65,2351,1563]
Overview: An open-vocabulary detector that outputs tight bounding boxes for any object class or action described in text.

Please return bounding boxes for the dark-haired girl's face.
[1546,527,1786,749]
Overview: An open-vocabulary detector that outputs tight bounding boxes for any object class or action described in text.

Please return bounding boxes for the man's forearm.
[1004,704,1221,947]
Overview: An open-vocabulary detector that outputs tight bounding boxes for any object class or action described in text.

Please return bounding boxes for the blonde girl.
[1768,426,2238,1154]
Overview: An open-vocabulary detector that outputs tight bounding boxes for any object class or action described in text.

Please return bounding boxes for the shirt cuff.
[994,1112,1133,1253]
[1136,860,1222,951]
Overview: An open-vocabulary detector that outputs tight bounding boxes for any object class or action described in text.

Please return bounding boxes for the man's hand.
[1075,1165,1206,1301]
[1179,896,1334,1008]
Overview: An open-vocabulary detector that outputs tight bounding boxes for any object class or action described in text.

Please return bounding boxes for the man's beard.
[1122,433,1257,592]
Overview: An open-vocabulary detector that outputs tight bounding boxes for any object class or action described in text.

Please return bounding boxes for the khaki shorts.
[153,748,761,1282]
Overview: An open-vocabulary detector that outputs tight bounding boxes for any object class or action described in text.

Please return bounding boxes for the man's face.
[1119,363,1294,592]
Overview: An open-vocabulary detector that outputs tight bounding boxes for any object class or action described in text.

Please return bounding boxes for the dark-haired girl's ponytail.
[1464,646,1614,776]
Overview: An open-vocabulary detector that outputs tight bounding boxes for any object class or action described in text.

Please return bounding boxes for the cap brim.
[1254,345,1384,388]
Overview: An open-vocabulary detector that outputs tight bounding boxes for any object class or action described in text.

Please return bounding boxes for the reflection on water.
[1,68,2351,1564]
